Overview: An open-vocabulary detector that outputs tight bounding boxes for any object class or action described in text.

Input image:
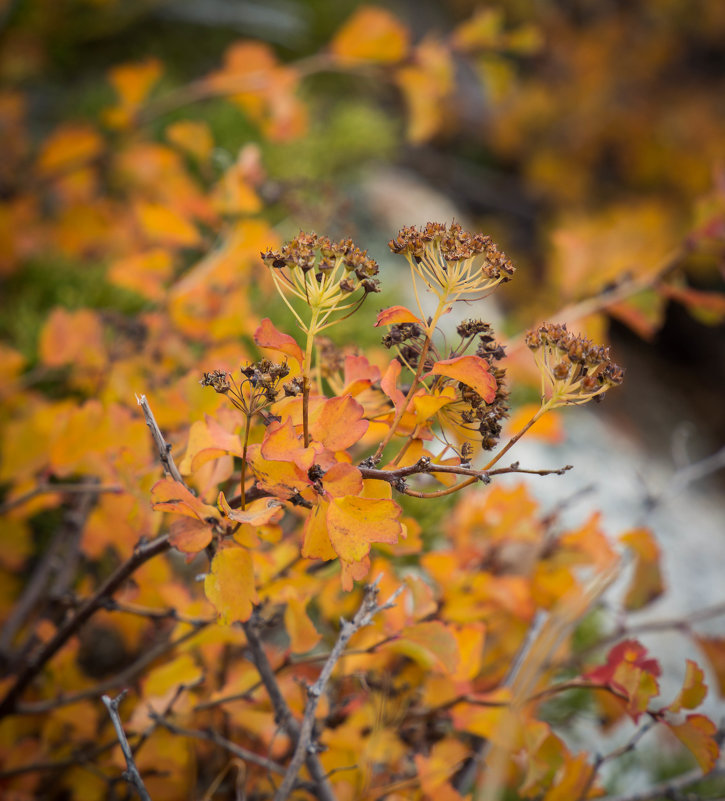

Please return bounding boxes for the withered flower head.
[525,323,624,407]
[261,232,380,333]
[389,222,515,300]
[201,359,290,413]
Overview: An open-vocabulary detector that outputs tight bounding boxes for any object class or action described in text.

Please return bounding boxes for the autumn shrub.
[2,3,725,801]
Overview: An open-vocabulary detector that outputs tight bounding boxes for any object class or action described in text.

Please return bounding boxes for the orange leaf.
[666,714,720,773]
[374,305,422,326]
[135,201,201,247]
[695,636,725,697]
[427,355,496,403]
[204,545,258,624]
[107,248,173,302]
[36,124,103,176]
[343,354,381,395]
[218,492,284,526]
[39,307,106,371]
[326,495,402,563]
[381,358,406,413]
[261,417,314,470]
[340,555,371,592]
[412,387,456,424]
[151,478,221,522]
[322,463,363,499]
[246,443,310,499]
[507,403,565,444]
[284,597,321,653]
[310,395,369,451]
[301,502,337,561]
[108,58,162,109]
[619,528,664,610]
[168,516,213,554]
[180,415,243,474]
[330,6,409,65]
[166,120,214,162]
[254,318,303,365]
[669,660,708,713]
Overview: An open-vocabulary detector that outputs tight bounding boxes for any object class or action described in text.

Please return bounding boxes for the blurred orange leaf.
[694,636,725,697]
[330,6,409,65]
[36,124,103,177]
[666,714,720,773]
[168,516,214,554]
[668,659,708,713]
[507,403,565,444]
[39,307,106,371]
[166,120,214,163]
[619,528,664,611]
[136,201,201,247]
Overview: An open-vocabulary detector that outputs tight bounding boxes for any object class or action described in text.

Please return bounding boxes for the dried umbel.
[525,323,624,407]
[454,319,510,450]
[201,359,290,414]
[389,221,515,300]
[261,232,380,333]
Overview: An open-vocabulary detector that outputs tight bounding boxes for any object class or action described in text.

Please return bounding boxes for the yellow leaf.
[36,124,103,176]
[666,714,720,773]
[330,6,409,65]
[144,653,202,697]
[135,201,201,247]
[619,527,664,610]
[204,545,258,624]
[669,660,708,713]
[151,478,221,522]
[284,597,321,653]
[166,119,214,162]
[326,495,402,563]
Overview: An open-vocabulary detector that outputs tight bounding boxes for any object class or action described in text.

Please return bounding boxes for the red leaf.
[427,355,496,403]
[375,305,422,327]
[254,317,304,365]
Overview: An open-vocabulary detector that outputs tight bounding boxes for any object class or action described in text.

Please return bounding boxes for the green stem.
[302,308,320,448]
[240,413,252,510]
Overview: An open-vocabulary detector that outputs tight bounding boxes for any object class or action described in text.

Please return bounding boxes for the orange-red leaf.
[204,545,258,624]
[261,417,314,470]
[254,317,303,365]
[374,305,422,327]
[343,354,381,395]
[381,358,406,413]
[326,495,402,563]
[666,714,720,773]
[427,355,496,403]
[151,478,220,522]
[322,463,363,499]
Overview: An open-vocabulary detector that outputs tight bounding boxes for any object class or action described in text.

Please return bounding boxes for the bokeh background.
[1,0,725,796]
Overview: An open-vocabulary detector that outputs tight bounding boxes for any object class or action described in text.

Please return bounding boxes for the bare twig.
[273,580,404,801]
[102,691,153,801]
[150,714,310,784]
[0,481,122,515]
[136,394,185,484]
[598,765,725,801]
[0,739,120,779]
[16,622,205,715]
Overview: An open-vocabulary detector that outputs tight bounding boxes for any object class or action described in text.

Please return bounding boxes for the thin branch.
[151,714,309,785]
[273,580,404,801]
[16,622,205,715]
[136,394,185,484]
[102,691,153,801]
[0,481,122,515]
[0,533,171,719]
[242,616,336,801]
[599,766,725,801]
[0,739,119,779]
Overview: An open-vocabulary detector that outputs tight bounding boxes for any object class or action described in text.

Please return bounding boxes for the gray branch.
[136,394,185,484]
[102,691,152,801]
[273,580,404,801]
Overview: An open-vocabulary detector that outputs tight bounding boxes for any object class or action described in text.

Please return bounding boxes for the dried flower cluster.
[388,221,515,299]
[525,323,624,406]
[457,320,510,450]
[262,232,380,331]
[381,322,428,371]
[201,359,290,414]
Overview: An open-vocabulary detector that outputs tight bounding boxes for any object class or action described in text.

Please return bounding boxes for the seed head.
[525,323,624,406]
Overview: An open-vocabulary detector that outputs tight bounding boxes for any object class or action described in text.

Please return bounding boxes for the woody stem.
[373,298,447,462]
